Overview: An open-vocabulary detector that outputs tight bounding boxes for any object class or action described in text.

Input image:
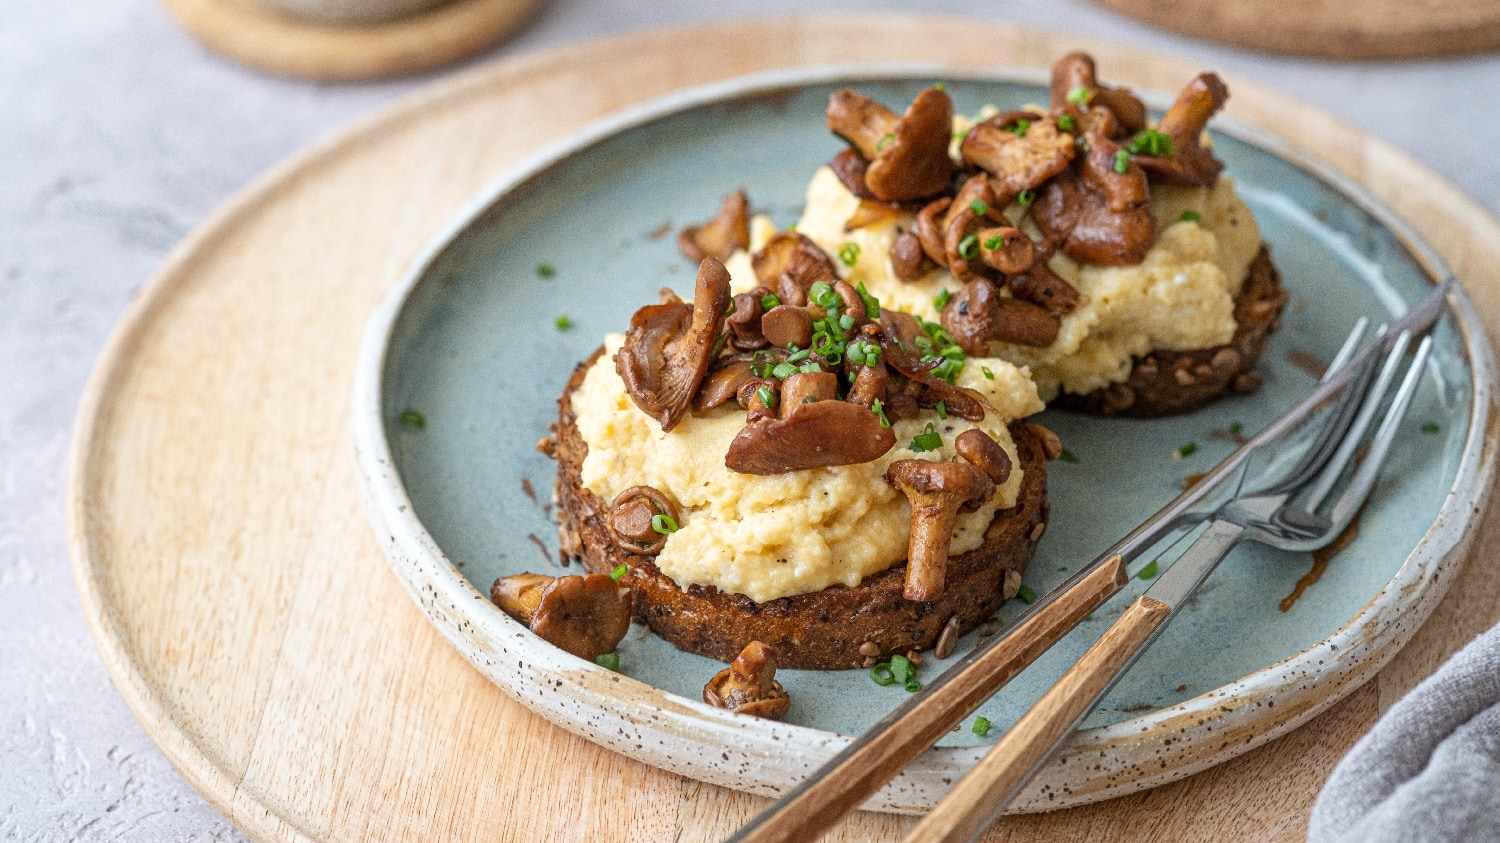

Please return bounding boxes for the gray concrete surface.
[5,1,1499,839]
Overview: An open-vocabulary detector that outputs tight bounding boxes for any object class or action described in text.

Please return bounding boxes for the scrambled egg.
[789,166,1262,400]
[572,336,1043,603]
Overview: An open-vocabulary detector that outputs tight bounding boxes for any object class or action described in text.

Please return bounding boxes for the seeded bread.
[550,349,1049,671]
[1055,246,1287,417]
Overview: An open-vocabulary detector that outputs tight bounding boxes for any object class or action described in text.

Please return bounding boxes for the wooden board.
[159,0,539,81]
[1090,0,1500,60]
[67,17,1500,842]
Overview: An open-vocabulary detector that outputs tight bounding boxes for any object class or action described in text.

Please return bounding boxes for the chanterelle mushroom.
[1049,52,1147,136]
[723,370,896,474]
[751,232,839,304]
[1133,73,1229,187]
[1032,124,1156,266]
[490,572,631,661]
[678,190,750,262]
[616,258,732,431]
[886,459,995,602]
[606,485,680,556]
[961,112,1076,196]
[703,641,790,720]
[827,87,954,202]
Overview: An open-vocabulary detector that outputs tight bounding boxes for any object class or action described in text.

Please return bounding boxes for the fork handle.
[728,557,1129,843]
[903,595,1173,843]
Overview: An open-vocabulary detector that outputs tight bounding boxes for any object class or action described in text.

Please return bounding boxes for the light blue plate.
[353,67,1496,812]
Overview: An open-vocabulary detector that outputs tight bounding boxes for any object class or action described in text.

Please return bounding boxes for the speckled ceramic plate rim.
[350,64,1497,814]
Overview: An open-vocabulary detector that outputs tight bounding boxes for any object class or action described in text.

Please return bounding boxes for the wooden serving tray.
[68,17,1500,842]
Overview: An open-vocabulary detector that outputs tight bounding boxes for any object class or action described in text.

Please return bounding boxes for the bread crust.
[1053,246,1287,417]
[551,351,1049,670]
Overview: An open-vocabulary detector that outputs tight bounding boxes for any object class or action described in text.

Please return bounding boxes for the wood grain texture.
[66,16,1500,843]
[159,0,539,81]
[1089,0,1500,60]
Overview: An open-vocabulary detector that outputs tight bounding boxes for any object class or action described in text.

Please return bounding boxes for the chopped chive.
[1421,422,1441,434]
[760,293,782,310]
[934,82,946,91]
[610,564,629,581]
[756,385,777,407]
[934,288,951,311]
[877,133,895,153]
[787,222,798,232]
[1112,149,1131,175]
[839,241,861,267]
[935,401,948,420]
[595,653,619,671]
[905,679,922,692]
[1017,584,1037,604]
[710,333,727,358]
[1056,114,1077,132]
[651,513,679,535]
[969,199,989,216]
[1228,421,1243,435]
[1059,449,1080,464]
[839,313,855,331]
[890,654,916,685]
[536,262,555,278]
[1017,188,1036,206]
[958,234,979,261]
[909,422,943,452]
[399,409,426,430]
[1126,128,1173,157]
[786,348,811,363]
[1007,119,1031,138]
[1066,86,1090,106]
[972,716,991,736]
[981,366,995,380]
[871,398,891,429]
[870,662,896,686]
[1137,560,1159,580]
[1180,210,1202,223]
[1173,442,1198,460]
[983,234,1002,251]
[855,282,881,318]
[554,315,573,330]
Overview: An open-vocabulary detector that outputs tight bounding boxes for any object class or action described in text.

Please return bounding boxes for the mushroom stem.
[886,459,994,602]
[703,641,791,719]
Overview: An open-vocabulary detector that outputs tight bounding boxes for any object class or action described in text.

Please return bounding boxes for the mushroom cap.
[955,429,1013,485]
[703,640,791,719]
[751,232,839,301]
[606,485,680,556]
[616,258,732,431]
[693,356,756,413]
[490,572,555,625]
[678,189,750,262]
[960,115,1076,196]
[1135,73,1229,187]
[864,87,955,202]
[530,573,633,661]
[885,457,994,503]
[1032,133,1156,266]
[1049,52,1147,136]
[724,398,895,475]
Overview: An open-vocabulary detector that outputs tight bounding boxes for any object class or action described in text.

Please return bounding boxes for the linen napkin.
[1308,622,1500,842]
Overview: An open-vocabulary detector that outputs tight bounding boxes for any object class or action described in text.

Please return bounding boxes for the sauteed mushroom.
[1032,125,1156,266]
[703,641,791,719]
[955,429,1012,485]
[606,485,681,556]
[961,112,1076,196]
[940,277,1060,353]
[827,87,954,202]
[490,572,632,661]
[678,190,750,262]
[616,258,732,431]
[1133,73,1229,187]
[751,232,839,304]
[886,458,995,602]
[724,371,896,475]
[1049,52,1147,136]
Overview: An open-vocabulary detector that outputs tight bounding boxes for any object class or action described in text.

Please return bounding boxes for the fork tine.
[1325,335,1434,529]
[1323,317,1371,383]
[1296,329,1416,513]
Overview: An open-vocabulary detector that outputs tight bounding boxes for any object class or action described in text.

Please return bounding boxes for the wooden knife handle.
[903,595,1174,843]
[729,557,1129,843]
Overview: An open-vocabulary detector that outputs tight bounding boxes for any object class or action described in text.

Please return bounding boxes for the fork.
[727,279,1452,843]
[902,325,1436,842]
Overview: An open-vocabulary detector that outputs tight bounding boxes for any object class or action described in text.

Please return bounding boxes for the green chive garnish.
[1138,560,1159,580]
[1228,421,1243,435]
[1180,210,1202,223]
[969,199,989,216]
[651,513,679,535]
[555,315,573,330]
[909,422,943,453]
[1066,86,1090,106]
[1008,119,1031,138]
[536,262,555,278]
[958,234,979,261]
[1018,188,1036,206]
[935,401,948,420]
[1421,422,1440,434]
[890,654,916,685]
[1059,449,1080,464]
[855,282,881,318]
[983,234,1002,251]
[1174,442,1198,460]
[595,653,619,671]
[610,564,629,581]
[1057,114,1077,132]
[1112,149,1131,175]
[760,293,782,310]
[877,133,895,153]
[872,398,891,429]
[399,409,425,430]
[1126,128,1173,157]
[934,82,946,91]
[972,716,991,737]
[839,241,861,267]
[1017,584,1037,604]
[933,288,951,311]
[870,662,896,686]
[756,385,777,407]
[982,366,995,380]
